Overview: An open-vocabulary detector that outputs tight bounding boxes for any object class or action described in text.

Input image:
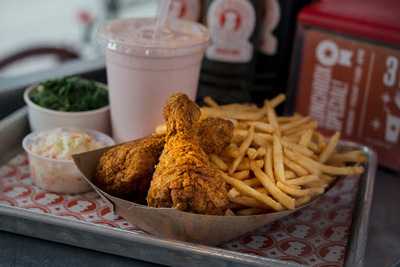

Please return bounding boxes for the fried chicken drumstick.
[147,93,230,215]
[95,117,233,200]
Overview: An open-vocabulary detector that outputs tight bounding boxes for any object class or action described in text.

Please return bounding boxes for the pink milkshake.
[98,18,209,142]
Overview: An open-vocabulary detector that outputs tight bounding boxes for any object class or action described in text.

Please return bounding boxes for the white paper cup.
[98,18,210,142]
[24,84,111,134]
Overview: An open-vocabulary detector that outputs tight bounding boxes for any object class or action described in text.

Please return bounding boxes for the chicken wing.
[147,93,229,215]
[94,135,164,201]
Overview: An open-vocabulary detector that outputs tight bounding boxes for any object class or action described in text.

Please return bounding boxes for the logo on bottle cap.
[169,0,201,21]
[206,0,256,63]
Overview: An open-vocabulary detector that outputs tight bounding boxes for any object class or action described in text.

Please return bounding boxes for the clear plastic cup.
[98,17,210,142]
[22,128,115,194]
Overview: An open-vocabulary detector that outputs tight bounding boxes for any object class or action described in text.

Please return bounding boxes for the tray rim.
[0,108,377,267]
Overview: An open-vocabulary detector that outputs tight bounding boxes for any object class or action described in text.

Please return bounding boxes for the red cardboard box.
[289,0,400,170]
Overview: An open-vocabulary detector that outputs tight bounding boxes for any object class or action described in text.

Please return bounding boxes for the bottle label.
[206,0,256,63]
[259,0,281,55]
[169,0,201,21]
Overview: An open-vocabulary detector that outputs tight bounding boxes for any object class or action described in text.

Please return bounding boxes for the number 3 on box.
[383,56,398,87]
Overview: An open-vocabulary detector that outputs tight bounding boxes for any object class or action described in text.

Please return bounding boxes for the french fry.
[236,158,250,170]
[232,129,247,143]
[320,174,336,183]
[155,124,167,135]
[228,188,241,199]
[236,121,250,129]
[220,103,259,112]
[298,129,314,147]
[253,133,273,147]
[277,181,324,197]
[210,154,229,171]
[285,121,318,136]
[237,158,264,171]
[230,126,255,174]
[308,142,321,153]
[256,187,268,194]
[277,114,301,124]
[283,157,309,176]
[328,151,368,164]
[243,178,262,187]
[273,135,286,182]
[201,107,265,121]
[315,132,327,149]
[319,132,341,163]
[219,171,283,211]
[285,175,319,186]
[204,96,219,108]
[269,94,286,108]
[285,148,364,176]
[284,149,321,175]
[281,139,314,157]
[222,144,240,158]
[236,208,268,216]
[285,170,296,179]
[284,134,301,143]
[264,146,275,182]
[251,162,295,209]
[256,147,266,158]
[281,116,310,133]
[232,170,250,180]
[234,130,273,144]
[284,183,301,190]
[295,195,312,207]
[229,196,268,209]
[320,164,364,176]
[266,102,280,136]
[249,121,275,133]
[247,148,258,160]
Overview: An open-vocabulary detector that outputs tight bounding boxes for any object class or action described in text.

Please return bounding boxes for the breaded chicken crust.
[94,135,164,200]
[95,118,233,200]
[147,93,229,215]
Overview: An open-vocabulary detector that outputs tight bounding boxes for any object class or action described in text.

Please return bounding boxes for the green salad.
[30,77,109,112]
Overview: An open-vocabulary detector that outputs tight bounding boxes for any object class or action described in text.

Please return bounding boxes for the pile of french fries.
[156,94,366,216]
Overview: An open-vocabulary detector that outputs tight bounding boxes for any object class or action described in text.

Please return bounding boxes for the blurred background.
[0,0,157,79]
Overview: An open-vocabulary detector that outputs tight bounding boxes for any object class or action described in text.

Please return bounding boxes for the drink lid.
[97,18,210,57]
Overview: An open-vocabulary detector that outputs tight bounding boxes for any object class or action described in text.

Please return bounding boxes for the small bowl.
[24,82,111,134]
[22,128,115,194]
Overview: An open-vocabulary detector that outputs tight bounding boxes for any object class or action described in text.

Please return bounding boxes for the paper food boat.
[73,146,343,246]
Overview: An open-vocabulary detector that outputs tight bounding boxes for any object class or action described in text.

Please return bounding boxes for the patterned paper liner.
[0,154,360,267]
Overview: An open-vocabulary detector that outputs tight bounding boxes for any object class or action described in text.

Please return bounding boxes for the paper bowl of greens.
[24,77,111,134]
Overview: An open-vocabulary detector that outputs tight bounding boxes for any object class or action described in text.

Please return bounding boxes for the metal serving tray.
[0,108,377,267]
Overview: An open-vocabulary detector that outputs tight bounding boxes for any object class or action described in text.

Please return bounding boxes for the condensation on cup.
[98,18,210,142]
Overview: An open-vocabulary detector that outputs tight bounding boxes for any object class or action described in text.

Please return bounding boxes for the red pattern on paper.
[0,154,360,267]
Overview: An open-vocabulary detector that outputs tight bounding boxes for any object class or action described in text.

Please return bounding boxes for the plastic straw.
[154,0,172,39]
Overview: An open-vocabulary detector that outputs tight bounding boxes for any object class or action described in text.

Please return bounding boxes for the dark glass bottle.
[198,0,264,104]
[252,0,311,108]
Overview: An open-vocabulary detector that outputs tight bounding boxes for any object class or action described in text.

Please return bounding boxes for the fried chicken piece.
[147,93,229,215]
[94,135,165,201]
[95,118,233,200]
[198,117,234,155]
